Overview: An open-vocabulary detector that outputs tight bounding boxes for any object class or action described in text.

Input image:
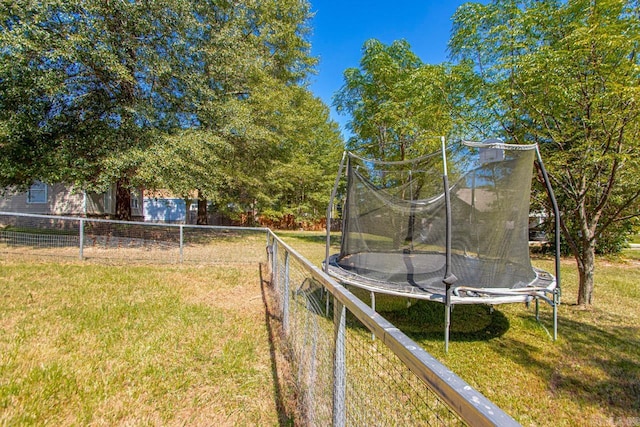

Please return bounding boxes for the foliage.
[262,88,344,222]
[0,0,195,190]
[0,0,341,224]
[140,0,342,224]
[449,0,640,304]
[334,39,464,160]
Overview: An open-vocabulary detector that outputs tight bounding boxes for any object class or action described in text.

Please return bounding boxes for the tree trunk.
[115,178,132,221]
[184,197,192,225]
[197,189,208,225]
[576,240,596,305]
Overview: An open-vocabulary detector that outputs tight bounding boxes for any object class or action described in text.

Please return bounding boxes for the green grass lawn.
[2,232,639,426]
[279,230,640,427]
[0,258,283,426]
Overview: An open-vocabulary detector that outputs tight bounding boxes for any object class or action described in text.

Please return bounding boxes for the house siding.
[0,184,84,215]
[0,184,143,218]
[144,198,187,223]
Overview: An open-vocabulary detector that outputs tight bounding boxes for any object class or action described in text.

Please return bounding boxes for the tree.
[137,0,323,225]
[333,39,463,160]
[450,0,640,305]
[0,0,199,219]
[262,88,344,225]
[1,0,325,223]
[137,129,231,224]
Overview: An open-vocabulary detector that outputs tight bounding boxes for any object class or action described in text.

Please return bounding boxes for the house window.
[27,182,47,204]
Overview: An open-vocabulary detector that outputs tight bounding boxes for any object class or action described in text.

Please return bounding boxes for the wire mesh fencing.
[0,212,266,265]
[266,231,520,427]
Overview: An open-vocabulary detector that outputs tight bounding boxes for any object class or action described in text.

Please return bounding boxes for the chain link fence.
[1,211,519,426]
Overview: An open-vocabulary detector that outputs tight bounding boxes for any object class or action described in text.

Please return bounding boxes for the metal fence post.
[179,225,184,263]
[283,251,290,334]
[79,218,84,260]
[272,240,278,290]
[333,299,346,427]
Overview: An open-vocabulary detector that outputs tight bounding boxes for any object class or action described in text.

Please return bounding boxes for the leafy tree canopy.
[450,0,640,304]
[0,0,197,190]
[333,39,462,160]
[1,0,342,224]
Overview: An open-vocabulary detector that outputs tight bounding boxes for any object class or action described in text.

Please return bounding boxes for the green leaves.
[1,0,193,187]
[1,0,341,225]
[450,0,640,303]
[334,39,462,160]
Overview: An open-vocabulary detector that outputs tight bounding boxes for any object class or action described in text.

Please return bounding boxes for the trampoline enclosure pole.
[535,145,561,341]
[535,146,561,297]
[444,165,452,353]
[325,151,347,273]
[441,136,457,352]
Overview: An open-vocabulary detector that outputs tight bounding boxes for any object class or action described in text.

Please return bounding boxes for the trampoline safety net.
[334,141,545,296]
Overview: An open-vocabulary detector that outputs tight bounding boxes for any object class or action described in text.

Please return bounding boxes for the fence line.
[0,211,266,265]
[1,211,519,426]
[266,231,520,426]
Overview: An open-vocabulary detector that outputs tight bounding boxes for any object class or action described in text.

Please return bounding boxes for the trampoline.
[324,138,561,351]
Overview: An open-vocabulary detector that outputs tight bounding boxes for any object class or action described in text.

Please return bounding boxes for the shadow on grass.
[345,286,640,419]
[491,308,640,416]
[294,281,510,345]
[340,286,510,342]
[378,300,511,342]
[259,263,296,427]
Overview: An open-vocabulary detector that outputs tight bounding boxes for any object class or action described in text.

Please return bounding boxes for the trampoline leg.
[370,292,376,341]
[553,294,558,341]
[535,298,540,322]
[444,283,453,353]
[444,303,451,353]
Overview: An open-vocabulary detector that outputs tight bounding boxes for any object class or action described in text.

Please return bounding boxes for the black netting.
[335,142,539,293]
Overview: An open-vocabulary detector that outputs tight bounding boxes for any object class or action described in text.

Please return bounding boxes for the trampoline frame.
[324,137,562,352]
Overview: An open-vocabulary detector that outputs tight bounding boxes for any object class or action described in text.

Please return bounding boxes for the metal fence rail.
[1,211,519,426]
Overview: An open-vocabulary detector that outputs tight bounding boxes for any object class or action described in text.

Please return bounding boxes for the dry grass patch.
[0,258,280,426]
[0,229,267,266]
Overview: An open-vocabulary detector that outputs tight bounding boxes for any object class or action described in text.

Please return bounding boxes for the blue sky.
[307,0,475,135]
